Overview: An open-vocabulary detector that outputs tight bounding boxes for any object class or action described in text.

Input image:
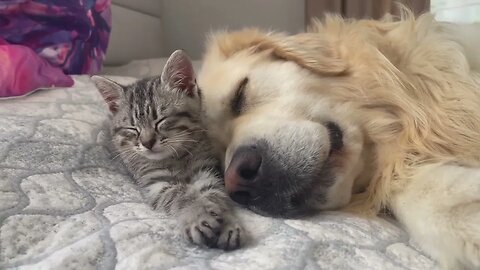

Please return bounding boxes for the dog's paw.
[433,203,480,270]
[448,204,480,269]
[437,239,480,270]
[462,240,480,269]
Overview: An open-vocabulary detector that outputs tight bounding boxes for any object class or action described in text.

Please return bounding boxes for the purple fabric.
[0,0,111,98]
[0,37,74,98]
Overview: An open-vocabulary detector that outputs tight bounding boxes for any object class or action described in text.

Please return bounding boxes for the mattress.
[0,76,438,269]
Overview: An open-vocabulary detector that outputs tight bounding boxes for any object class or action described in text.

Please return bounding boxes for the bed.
[0,75,437,269]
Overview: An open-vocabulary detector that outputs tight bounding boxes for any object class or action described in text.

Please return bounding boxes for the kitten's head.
[92,50,202,160]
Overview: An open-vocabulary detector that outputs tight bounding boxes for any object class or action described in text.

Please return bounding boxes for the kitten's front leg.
[144,170,243,250]
[181,170,243,250]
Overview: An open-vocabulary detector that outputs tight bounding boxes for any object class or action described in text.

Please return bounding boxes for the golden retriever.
[197,10,480,270]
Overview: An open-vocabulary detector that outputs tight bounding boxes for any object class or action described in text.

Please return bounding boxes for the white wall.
[160,0,305,59]
[105,3,164,65]
[431,0,480,23]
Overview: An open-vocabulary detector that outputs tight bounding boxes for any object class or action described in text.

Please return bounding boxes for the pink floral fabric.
[0,0,112,98]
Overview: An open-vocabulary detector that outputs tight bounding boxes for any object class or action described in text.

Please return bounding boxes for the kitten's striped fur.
[92,50,242,250]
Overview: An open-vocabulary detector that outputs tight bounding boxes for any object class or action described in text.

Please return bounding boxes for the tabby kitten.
[91,50,242,250]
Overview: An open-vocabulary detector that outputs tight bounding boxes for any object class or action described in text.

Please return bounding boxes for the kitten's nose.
[141,138,156,150]
[140,133,156,150]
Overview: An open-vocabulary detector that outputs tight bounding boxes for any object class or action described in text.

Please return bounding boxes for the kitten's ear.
[161,50,196,96]
[91,75,124,114]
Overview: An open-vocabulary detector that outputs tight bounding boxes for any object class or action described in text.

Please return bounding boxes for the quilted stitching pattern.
[0,76,437,269]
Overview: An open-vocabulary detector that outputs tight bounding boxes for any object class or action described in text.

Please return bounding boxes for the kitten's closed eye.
[155,116,168,130]
[115,127,139,138]
[123,127,139,133]
[155,112,194,131]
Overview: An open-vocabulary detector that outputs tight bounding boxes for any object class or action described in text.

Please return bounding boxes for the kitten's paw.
[216,217,243,251]
[180,204,224,248]
[179,202,244,250]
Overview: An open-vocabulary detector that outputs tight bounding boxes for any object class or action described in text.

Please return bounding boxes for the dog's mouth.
[326,121,344,155]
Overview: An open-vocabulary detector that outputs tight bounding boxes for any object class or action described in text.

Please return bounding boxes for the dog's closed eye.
[231,77,248,116]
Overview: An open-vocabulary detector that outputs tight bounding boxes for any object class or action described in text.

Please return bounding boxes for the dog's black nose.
[225,145,263,205]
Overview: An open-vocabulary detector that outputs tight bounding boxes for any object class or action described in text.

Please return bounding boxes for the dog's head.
[198,28,372,217]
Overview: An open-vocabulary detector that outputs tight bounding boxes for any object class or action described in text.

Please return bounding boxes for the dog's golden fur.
[210,12,480,210]
[198,10,480,269]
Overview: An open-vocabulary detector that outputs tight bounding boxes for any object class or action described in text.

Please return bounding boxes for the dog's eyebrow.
[231,77,248,116]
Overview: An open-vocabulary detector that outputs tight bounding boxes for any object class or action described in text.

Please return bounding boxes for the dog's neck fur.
[308,15,480,214]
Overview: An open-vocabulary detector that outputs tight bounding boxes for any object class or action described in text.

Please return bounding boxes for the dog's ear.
[208,28,275,58]
[263,33,347,76]
[209,29,347,76]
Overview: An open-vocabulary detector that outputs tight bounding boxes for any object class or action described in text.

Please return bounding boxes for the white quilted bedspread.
[0,76,438,270]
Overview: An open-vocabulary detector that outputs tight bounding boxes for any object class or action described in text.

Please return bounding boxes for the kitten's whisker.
[165,139,198,143]
[172,130,193,136]
[165,134,198,142]
[167,144,180,158]
[111,148,133,161]
[170,133,193,139]
[176,144,193,156]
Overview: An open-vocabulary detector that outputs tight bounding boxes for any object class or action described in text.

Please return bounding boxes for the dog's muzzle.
[224,121,343,217]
